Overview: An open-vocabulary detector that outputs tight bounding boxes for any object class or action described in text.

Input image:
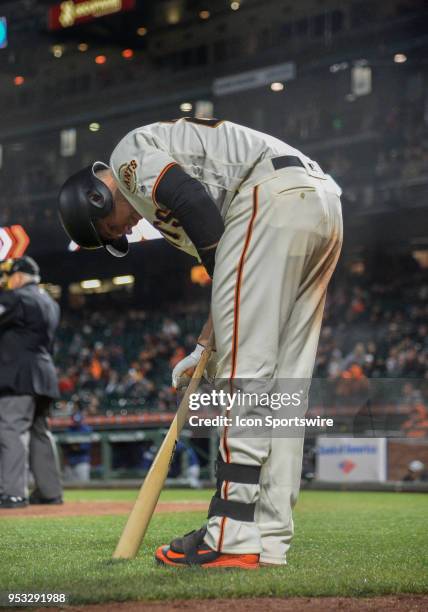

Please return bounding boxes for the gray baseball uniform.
[110,118,343,563]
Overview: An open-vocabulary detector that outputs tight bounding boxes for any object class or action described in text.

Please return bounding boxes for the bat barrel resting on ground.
[112,340,213,560]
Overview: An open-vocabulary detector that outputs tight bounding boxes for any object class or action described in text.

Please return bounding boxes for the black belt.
[271,155,305,171]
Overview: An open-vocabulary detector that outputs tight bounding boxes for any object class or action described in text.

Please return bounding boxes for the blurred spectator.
[142,443,157,471]
[402,460,428,482]
[162,318,181,338]
[63,411,93,482]
[176,441,202,489]
[401,401,428,438]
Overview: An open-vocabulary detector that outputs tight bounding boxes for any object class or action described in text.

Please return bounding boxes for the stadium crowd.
[54,261,428,418]
[55,305,207,415]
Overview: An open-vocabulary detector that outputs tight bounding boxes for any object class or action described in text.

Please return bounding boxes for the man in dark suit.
[0,256,63,508]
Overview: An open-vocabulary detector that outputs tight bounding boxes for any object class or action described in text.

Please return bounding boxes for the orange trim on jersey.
[217,185,259,553]
[152,162,179,209]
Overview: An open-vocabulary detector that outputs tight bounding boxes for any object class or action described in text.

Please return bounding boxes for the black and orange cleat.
[155,527,259,569]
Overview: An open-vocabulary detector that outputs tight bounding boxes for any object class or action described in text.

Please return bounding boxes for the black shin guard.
[208,454,261,522]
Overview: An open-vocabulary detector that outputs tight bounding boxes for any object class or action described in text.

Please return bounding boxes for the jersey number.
[153,208,182,241]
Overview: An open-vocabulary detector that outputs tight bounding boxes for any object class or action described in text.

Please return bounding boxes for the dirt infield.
[0,501,208,518]
[38,595,428,612]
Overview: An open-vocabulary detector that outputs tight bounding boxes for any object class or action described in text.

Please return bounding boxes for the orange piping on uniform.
[217,185,259,552]
[152,162,178,209]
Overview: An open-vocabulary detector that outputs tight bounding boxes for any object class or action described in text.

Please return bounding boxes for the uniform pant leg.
[73,462,90,482]
[0,395,35,497]
[204,183,278,553]
[205,175,324,554]
[205,171,342,556]
[257,180,343,564]
[63,465,73,482]
[29,398,63,499]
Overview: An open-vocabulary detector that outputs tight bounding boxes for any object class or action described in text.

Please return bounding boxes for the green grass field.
[0,490,427,605]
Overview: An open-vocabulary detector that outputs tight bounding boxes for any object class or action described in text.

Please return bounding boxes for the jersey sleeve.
[155,163,225,276]
[109,128,224,275]
[110,130,178,206]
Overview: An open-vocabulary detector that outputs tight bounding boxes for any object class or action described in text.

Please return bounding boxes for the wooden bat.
[112,341,213,559]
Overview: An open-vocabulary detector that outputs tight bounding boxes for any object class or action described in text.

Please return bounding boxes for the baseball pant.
[204,159,343,564]
[63,462,91,482]
[187,464,202,489]
[0,395,62,498]
[30,398,63,499]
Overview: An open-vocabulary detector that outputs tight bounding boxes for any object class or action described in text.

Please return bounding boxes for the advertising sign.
[316,437,387,482]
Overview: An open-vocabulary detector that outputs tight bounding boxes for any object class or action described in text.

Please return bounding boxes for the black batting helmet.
[58,161,128,257]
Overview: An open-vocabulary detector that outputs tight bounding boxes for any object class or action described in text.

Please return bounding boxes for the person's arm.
[111,134,225,276]
[155,165,224,277]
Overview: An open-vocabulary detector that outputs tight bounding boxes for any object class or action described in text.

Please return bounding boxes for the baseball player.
[58,118,342,568]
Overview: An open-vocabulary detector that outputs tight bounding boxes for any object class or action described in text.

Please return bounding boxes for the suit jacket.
[0,282,60,398]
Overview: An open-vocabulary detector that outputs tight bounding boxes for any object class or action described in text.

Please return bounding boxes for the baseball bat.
[112,340,213,559]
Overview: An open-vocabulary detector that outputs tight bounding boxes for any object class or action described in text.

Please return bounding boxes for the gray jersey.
[109,118,309,257]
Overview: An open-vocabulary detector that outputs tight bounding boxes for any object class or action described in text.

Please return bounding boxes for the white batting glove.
[172,344,205,390]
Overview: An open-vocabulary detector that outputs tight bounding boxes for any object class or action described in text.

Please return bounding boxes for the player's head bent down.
[57,162,142,257]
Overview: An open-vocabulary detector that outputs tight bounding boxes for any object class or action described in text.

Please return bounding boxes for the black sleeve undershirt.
[155,164,225,277]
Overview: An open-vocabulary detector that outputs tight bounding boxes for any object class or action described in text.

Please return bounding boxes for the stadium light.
[166,5,181,24]
[270,82,284,92]
[112,275,134,286]
[394,53,407,64]
[51,44,64,58]
[0,17,8,49]
[81,279,101,289]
